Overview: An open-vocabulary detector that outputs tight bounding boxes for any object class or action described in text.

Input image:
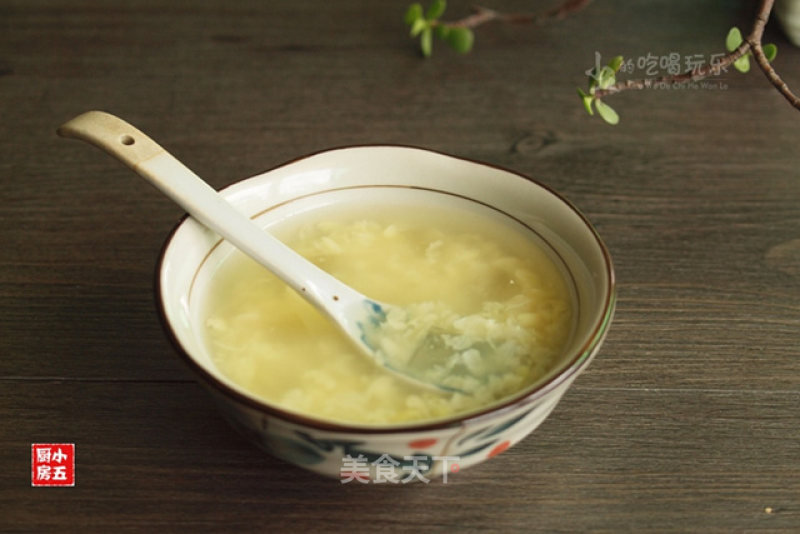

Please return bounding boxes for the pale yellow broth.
[202,204,573,425]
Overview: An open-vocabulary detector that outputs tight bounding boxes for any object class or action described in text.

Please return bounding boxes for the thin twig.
[748,0,800,109]
[445,0,592,29]
[541,0,594,21]
[445,6,502,28]
[751,42,800,109]
[593,0,800,111]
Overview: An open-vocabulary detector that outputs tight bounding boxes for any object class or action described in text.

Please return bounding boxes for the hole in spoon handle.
[57,111,163,169]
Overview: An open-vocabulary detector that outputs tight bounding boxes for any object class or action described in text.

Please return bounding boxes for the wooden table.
[2,0,798,531]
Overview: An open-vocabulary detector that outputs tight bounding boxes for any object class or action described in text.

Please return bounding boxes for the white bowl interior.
[158,147,614,421]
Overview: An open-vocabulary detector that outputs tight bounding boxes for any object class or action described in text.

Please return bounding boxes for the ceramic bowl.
[156,146,615,481]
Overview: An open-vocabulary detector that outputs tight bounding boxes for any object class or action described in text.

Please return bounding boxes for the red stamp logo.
[31,443,75,487]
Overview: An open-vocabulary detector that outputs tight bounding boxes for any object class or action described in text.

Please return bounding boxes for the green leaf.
[597,66,616,89]
[426,0,446,20]
[435,24,450,40]
[404,3,423,25]
[410,17,427,37]
[763,43,778,62]
[734,54,750,73]
[421,28,433,57]
[726,27,743,52]
[445,27,474,54]
[608,55,624,73]
[595,99,619,125]
[577,88,594,115]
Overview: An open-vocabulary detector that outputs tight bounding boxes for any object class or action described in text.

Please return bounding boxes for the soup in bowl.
[157,146,615,480]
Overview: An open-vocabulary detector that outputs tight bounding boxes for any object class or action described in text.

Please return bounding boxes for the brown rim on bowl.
[154,145,616,435]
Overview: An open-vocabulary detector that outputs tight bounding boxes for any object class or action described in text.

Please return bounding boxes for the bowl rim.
[155,144,616,435]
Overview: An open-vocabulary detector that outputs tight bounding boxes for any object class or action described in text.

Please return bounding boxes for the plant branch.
[751,41,800,109]
[542,0,595,21]
[745,0,800,109]
[592,0,800,111]
[445,0,592,29]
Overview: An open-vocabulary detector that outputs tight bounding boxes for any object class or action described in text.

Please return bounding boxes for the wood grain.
[1,0,799,531]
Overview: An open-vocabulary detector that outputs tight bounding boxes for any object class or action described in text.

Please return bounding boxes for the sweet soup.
[202,201,574,425]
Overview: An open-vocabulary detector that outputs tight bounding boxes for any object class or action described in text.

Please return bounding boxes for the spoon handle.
[57,111,365,317]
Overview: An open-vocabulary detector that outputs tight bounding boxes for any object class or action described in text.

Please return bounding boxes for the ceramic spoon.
[58,111,478,394]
